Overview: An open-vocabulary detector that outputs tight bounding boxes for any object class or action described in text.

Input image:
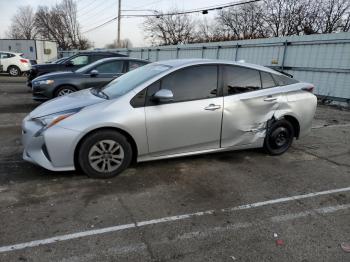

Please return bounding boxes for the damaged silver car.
[22,59,317,178]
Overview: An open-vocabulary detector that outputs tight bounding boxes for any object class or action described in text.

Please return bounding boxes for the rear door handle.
[205,104,221,111]
[263,96,277,102]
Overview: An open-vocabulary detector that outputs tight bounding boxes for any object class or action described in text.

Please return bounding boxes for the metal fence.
[60,33,350,103]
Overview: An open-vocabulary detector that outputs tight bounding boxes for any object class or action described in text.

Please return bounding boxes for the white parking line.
[0,186,350,253]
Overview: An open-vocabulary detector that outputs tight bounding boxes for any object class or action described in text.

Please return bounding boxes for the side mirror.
[152,89,174,103]
[90,70,99,77]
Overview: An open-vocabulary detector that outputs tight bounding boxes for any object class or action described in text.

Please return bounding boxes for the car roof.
[0,51,21,55]
[94,57,149,63]
[76,51,127,56]
[155,59,281,75]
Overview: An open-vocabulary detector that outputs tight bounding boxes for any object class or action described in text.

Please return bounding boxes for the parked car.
[47,57,68,64]
[31,57,149,101]
[22,59,317,178]
[0,51,31,76]
[27,51,127,87]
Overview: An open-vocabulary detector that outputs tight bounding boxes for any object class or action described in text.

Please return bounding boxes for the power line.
[83,17,118,33]
[82,0,262,34]
[76,0,96,13]
[123,0,262,17]
[78,1,116,21]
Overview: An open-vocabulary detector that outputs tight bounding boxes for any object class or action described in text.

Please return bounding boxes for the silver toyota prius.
[22,59,317,178]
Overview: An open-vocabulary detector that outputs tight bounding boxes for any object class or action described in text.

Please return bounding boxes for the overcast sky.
[0,0,233,48]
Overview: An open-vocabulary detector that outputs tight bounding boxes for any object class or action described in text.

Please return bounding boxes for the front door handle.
[263,96,277,102]
[205,104,221,111]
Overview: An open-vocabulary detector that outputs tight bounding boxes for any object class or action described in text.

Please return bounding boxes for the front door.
[221,65,284,148]
[145,65,223,156]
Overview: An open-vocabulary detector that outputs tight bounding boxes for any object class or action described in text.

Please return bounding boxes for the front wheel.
[55,86,77,97]
[264,119,294,155]
[78,130,132,178]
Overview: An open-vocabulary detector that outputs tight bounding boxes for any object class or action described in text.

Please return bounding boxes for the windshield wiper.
[98,90,109,99]
[90,87,109,99]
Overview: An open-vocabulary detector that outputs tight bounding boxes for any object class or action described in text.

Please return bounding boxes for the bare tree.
[6,6,37,39]
[194,18,231,42]
[143,10,195,45]
[216,3,266,40]
[34,0,91,50]
[321,0,350,33]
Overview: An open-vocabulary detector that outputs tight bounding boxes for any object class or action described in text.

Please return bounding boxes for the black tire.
[264,119,294,155]
[8,66,21,77]
[78,130,132,178]
[54,86,77,97]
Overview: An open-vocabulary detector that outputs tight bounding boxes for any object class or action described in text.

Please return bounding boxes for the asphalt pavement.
[0,75,349,262]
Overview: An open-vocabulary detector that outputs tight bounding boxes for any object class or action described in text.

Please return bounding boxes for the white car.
[0,51,31,76]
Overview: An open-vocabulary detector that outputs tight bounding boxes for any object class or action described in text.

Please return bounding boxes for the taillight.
[20,59,29,63]
[302,86,314,93]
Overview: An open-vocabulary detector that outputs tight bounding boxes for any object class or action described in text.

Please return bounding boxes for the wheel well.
[74,127,138,170]
[54,84,78,95]
[7,65,20,71]
[283,115,300,138]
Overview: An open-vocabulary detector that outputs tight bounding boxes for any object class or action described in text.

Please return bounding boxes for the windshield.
[101,63,171,99]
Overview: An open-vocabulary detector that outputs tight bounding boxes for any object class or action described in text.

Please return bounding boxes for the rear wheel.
[264,119,294,155]
[8,66,21,77]
[55,86,77,97]
[78,130,132,178]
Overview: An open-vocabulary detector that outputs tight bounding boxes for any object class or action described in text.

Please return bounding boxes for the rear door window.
[222,66,261,95]
[0,53,10,59]
[260,71,276,89]
[128,61,147,71]
[94,61,124,74]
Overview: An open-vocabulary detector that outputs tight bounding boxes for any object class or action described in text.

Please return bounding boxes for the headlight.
[35,79,54,86]
[33,108,82,137]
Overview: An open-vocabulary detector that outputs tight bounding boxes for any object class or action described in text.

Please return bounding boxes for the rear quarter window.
[260,71,276,89]
[272,74,298,86]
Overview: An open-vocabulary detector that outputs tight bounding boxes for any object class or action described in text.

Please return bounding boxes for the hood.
[33,71,76,81]
[29,89,106,118]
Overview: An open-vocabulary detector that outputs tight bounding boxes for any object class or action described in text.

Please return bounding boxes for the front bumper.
[22,117,81,171]
[31,83,55,101]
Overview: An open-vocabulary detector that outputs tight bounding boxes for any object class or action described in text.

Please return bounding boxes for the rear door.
[83,60,125,89]
[221,66,284,148]
[145,65,223,156]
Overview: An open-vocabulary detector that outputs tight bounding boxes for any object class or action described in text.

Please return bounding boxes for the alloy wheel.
[9,67,19,76]
[58,88,75,96]
[88,140,124,173]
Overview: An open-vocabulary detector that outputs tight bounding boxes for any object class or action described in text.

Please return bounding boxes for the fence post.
[140,49,143,59]
[156,49,159,61]
[201,46,205,58]
[147,49,150,61]
[216,46,221,59]
[176,47,179,59]
[281,40,289,70]
[234,44,240,61]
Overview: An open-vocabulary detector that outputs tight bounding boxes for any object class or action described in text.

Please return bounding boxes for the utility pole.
[117,0,121,47]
